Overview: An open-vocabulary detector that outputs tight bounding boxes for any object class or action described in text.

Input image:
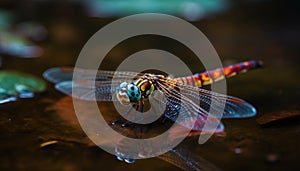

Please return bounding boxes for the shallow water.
[0,0,299,170]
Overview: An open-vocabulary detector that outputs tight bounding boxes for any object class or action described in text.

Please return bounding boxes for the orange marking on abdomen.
[192,74,202,87]
[201,72,212,85]
[210,68,225,82]
[174,60,262,87]
[223,66,236,77]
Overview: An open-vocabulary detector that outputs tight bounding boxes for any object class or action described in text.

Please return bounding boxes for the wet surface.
[0,0,299,170]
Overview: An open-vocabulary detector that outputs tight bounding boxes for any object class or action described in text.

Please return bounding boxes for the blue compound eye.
[127,83,141,102]
[116,82,131,105]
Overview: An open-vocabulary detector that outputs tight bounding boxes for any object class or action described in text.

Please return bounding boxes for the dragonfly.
[43,60,262,132]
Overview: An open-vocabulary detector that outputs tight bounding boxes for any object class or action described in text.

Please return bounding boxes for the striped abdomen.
[174,60,263,87]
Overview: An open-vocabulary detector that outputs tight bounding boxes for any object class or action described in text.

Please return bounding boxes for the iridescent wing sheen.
[151,79,256,130]
[43,67,143,101]
[43,67,74,83]
[43,67,142,83]
[55,80,119,101]
[172,81,257,118]
[151,81,222,131]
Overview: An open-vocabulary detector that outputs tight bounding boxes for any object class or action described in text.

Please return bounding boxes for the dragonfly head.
[116,82,141,105]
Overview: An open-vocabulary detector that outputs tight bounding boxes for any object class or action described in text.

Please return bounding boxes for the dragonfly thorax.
[116,82,141,105]
[115,75,157,105]
[134,77,155,99]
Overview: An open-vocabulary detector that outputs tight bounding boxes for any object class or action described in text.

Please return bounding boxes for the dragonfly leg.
[128,101,149,134]
[112,104,136,125]
[138,101,145,133]
[121,104,140,127]
[132,101,145,123]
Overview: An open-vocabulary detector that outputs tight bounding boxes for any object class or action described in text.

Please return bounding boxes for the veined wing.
[152,79,256,131]
[174,82,257,118]
[43,67,144,101]
[55,80,126,101]
[153,82,223,132]
[43,67,143,83]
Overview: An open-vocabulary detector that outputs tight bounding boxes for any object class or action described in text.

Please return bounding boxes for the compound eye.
[127,83,141,102]
[116,82,130,105]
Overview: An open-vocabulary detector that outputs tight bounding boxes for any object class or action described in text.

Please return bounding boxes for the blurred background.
[0,0,299,170]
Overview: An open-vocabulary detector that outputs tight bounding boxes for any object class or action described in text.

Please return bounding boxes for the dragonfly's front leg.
[111,104,136,125]
[111,100,145,127]
[120,104,139,127]
[120,100,146,127]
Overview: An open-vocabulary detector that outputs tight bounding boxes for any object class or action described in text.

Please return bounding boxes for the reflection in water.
[113,131,222,170]
[50,96,222,170]
[159,148,221,171]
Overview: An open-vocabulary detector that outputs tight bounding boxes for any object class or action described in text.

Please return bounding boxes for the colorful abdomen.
[175,60,263,87]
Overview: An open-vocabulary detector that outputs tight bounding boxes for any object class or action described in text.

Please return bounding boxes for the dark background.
[0,0,299,170]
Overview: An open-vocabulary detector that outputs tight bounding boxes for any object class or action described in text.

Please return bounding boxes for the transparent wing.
[151,79,256,131]
[43,67,144,101]
[55,80,124,101]
[43,67,142,83]
[152,81,222,131]
[174,82,257,118]
[43,67,74,83]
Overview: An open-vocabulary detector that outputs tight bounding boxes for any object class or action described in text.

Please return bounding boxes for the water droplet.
[124,158,136,163]
[116,155,123,161]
